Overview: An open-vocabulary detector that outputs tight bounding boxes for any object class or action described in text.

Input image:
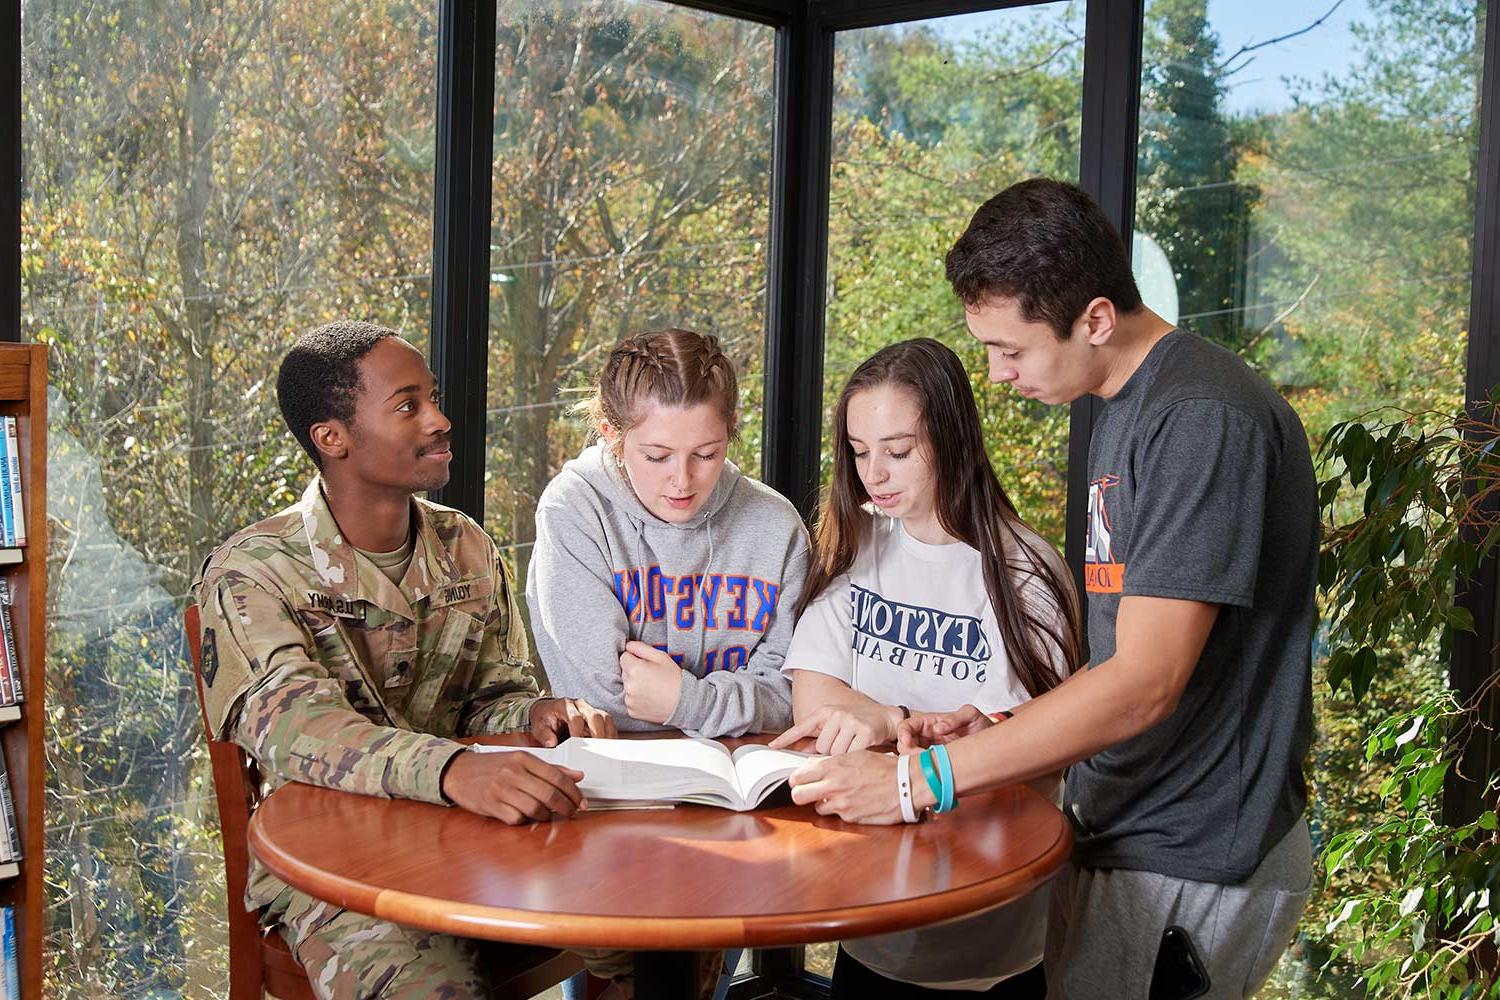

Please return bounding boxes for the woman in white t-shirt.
[770,337,1081,998]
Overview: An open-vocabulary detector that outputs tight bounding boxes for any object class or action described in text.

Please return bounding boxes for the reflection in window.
[1134,0,1481,993]
[486,2,776,572]
[21,1,437,990]
[823,4,1085,553]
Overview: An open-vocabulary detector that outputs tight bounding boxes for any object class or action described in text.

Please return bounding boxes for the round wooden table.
[248,739,1071,996]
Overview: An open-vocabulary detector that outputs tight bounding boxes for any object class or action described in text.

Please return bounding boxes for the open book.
[472,737,815,811]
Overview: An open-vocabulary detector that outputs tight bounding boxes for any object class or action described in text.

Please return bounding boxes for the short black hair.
[276,320,397,468]
[945,178,1143,338]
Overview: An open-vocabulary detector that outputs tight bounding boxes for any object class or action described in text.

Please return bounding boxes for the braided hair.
[584,328,739,452]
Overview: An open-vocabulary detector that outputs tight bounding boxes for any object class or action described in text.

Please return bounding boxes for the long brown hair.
[582,328,738,453]
[801,338,1082,697]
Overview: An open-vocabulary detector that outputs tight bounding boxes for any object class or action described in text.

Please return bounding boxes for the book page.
[472,738,741,806]
[730,744,816,806]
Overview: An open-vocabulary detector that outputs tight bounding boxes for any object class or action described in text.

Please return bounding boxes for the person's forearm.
[461,636,543,736]
[791,670,902,731]
[672,665,793,737]
[937,653,1174,802]
[235,668,464,804]
[461,689,539,735]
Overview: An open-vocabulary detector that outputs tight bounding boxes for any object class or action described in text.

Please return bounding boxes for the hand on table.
[896,704,995,752]
[441,749,587,824]
[530,696,618,747]
[788,749,911,825]
[620,641,682,724]
[769,702,901,755]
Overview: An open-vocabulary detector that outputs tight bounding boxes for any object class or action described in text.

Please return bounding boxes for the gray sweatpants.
[1045,818,1311,999]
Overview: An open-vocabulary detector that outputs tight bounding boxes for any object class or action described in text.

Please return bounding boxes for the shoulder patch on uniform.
[200,627,219,688]
[428,575,494,609]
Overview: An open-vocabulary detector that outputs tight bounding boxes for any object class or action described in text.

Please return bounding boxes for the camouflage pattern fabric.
[285,898,493,1000]
[286,902,731,1000]
[192,476,543,923]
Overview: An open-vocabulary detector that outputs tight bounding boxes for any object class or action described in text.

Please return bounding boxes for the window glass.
[1134,1,1481,992]
[823,3,1085,553]
[22,1,437,989]
[486,1,776,586]
[810,2,1087,980]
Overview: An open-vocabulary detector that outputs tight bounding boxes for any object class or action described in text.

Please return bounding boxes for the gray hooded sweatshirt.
[526,443,808,737]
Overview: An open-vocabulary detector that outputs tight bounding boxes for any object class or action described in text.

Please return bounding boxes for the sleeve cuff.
[477,694,538,735]
[399,735,469,806]
[665,669,709,732]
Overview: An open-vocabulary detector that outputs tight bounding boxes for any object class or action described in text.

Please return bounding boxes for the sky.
[923,0,1377,115]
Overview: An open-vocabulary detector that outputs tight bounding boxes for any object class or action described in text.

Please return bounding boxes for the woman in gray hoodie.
[526,327,809,740]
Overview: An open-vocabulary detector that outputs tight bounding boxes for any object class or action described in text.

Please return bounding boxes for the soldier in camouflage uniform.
[193,321,617,999]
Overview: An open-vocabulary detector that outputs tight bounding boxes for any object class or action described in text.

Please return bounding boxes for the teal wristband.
[918,749,943,806]
[933,744,957,813]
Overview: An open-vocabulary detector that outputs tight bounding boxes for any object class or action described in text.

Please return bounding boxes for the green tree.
[1137,0,1255,351]
[822,13,1085,546]
[485,5,775,578]
[23,0,435,991]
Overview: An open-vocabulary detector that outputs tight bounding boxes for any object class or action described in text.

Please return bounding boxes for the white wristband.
[897,753,918,823]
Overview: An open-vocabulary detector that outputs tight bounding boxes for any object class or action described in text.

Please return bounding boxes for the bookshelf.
[0,345,45,999]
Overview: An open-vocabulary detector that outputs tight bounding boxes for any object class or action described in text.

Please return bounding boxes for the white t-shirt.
[784,512,1069,989]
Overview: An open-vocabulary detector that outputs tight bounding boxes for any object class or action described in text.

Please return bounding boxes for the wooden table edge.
[248,791,1074,950]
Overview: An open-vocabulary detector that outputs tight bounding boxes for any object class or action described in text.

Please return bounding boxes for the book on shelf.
[473,737,816,811]
[2,905,16,1000]
[0,746,20,866]
[4,419,24,550]
[0,427,13,551]
[0,616,13,710]
[0,581,20,709]
[0,594,20,707]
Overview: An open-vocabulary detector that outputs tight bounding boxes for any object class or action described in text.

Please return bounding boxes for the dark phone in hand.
[1148,925,1210,1000]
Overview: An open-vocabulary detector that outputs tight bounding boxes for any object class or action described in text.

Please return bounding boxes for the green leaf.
[1375,467,1403,507]
[1399,885,1424,917]
[1328,897,1362,932]
[1402,526,1426,564]
[1318,549,1340,591]
[1351,646,1378,702]
[1318,478,1342,509]
[1446,606,1476,634]
[1326,648,1351,693]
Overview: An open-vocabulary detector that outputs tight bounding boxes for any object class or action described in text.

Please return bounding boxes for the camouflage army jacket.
[192,477,542,910]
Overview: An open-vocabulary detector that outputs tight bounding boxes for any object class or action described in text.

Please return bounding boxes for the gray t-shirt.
[1065,330,1317,884]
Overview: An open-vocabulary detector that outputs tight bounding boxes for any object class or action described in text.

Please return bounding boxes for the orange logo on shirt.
[1085,474,1124,594]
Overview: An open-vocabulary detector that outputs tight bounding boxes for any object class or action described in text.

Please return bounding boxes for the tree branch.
[1217,0,1346,77]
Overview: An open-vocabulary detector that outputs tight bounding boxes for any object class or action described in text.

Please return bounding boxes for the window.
[485,1,776,584]
[812,2,1086,978]
[822,3,1085,551]
[1133,0,1482,991]
[22,1,437,989]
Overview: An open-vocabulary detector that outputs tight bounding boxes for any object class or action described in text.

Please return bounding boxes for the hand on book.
[769,701,902,755]
[895,704,994,753]
[789,750,913,825]
[441,748,587,824]
[530,697,618,747]
[620,640,682,725]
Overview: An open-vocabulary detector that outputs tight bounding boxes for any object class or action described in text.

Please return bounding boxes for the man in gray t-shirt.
[1073,328,1317,886]
[788,179,1316,998]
